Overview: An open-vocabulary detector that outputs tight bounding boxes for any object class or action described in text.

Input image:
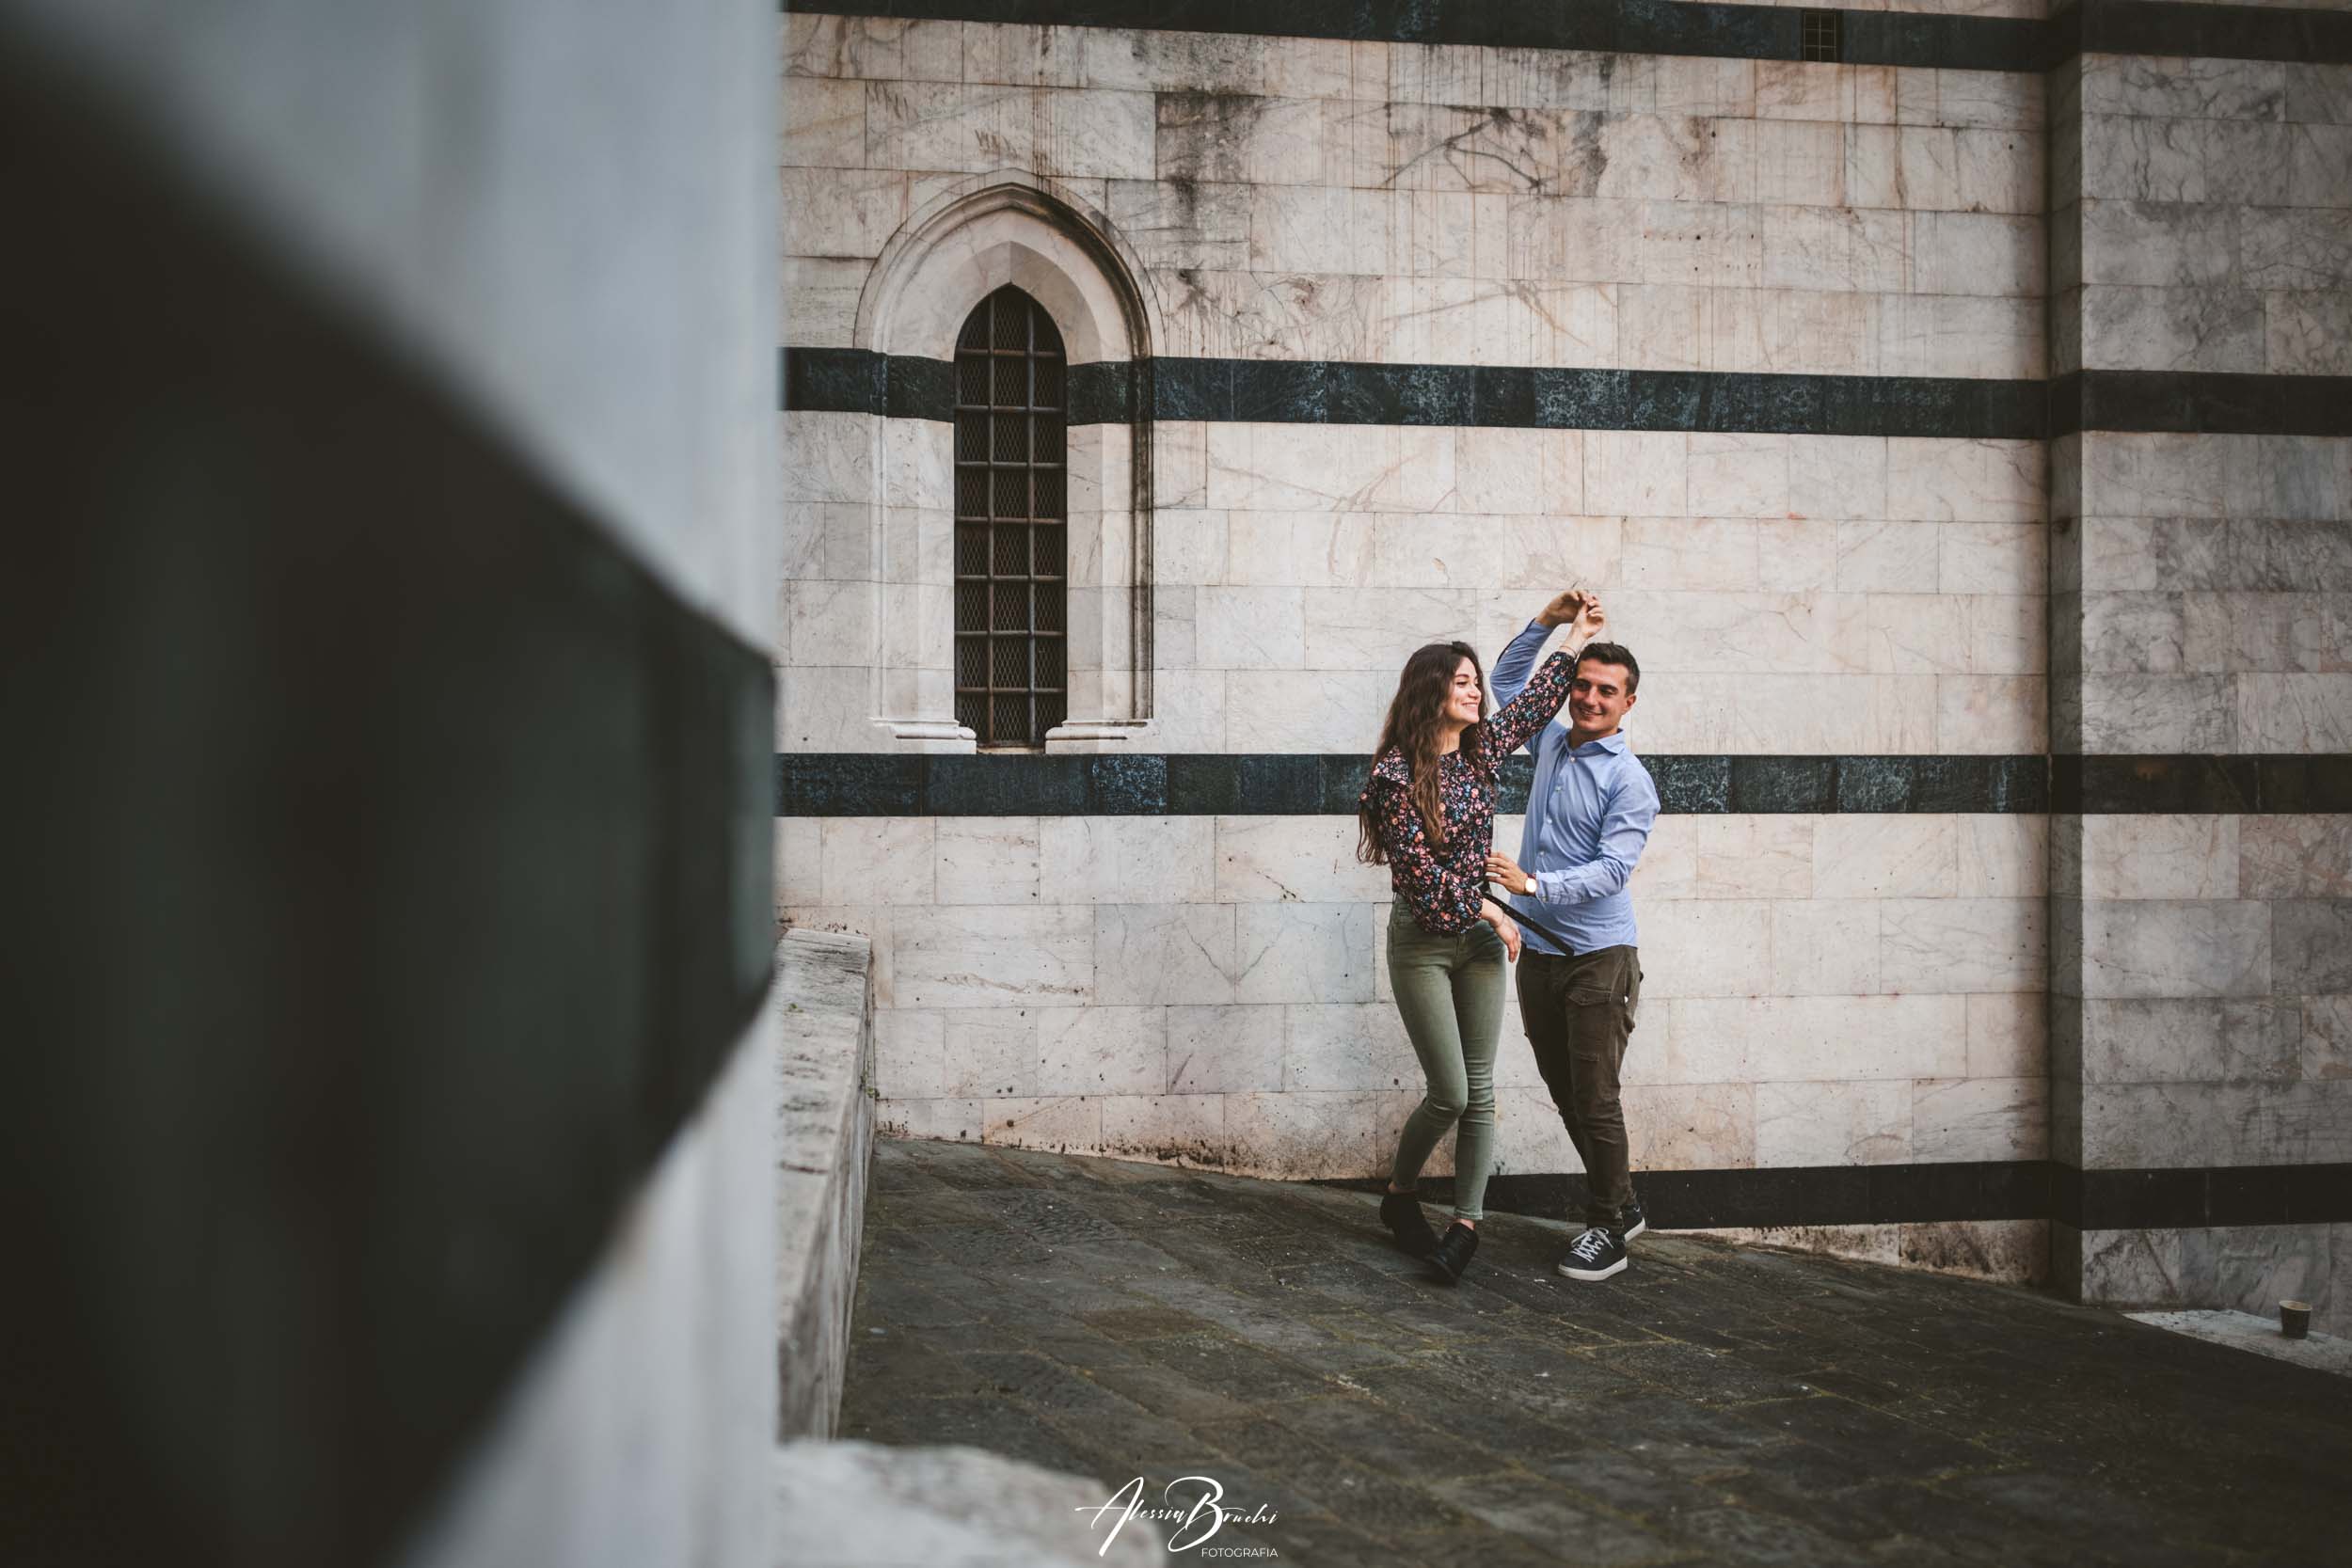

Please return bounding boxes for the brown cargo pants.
[1515,943,1642,1229]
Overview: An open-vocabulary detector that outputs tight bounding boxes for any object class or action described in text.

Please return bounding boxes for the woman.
[1357,593,1600,1284]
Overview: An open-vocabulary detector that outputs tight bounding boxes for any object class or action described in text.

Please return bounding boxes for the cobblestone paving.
[840,1140,2347,1567]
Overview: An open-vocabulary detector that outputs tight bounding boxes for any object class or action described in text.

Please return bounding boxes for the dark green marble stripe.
[785,0,2352,71]
[779,752,2352,816]
[786,349,2055,439]
[1326,1160,2352,1229]
[791,351,2352,443]
[2052,372,2352,439]
[775,753,2062,815]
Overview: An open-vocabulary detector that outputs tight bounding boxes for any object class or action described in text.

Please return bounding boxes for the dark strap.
[1503,896,1581,958]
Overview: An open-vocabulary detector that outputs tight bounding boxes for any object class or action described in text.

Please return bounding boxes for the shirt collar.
[1568,730,1629,757]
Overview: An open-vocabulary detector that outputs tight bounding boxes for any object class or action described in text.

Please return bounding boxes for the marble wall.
[779,13,2052,1272]
[1157,422,2045,754]
[2049,48,2352,1333]
[784,803,2050,1282]
[783,409,2050,754]
[779,13,2341,1298]
[782,17,2046,377]
[779,13,2053,758]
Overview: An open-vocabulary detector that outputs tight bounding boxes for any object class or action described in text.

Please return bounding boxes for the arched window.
[954,286,1066,749]
[841,176,1156,754]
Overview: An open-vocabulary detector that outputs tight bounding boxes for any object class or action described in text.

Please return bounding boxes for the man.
[1485,592,1659,1281]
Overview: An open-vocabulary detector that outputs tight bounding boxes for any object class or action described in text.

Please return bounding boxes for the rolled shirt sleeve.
[1533,768,1659,905]
[1487,619,1553,719]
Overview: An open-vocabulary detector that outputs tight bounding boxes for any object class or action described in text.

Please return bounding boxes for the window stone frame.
[853,173,1157,754]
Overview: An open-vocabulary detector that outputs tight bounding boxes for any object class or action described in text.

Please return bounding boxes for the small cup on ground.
[2280,1299,2312,1339]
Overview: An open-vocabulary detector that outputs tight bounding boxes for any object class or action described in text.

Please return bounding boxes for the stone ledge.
[775,928,877,1438]
[771,1440,1161,1568]
[2126,1309,2352,1379]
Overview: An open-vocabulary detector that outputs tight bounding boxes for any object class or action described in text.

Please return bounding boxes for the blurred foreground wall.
[0,3,780,1565]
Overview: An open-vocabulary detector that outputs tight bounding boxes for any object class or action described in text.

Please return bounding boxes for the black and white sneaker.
[1616,1196,1646,1242]
[1557,1226,1628,1281]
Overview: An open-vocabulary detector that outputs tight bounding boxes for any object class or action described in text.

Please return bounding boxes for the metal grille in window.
[1801,9,1842,62]
[954,286,1066,748]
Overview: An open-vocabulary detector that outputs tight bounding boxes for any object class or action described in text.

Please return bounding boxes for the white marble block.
[1283,1002,1419,1093]
[1879,898,2045,994]
[1811,816,1953,900]
[2239,816,2352,899]
[2078,998,2297,1086]
[1626,1083,1757,1168]
[1772,899,1883,996]
[935,818,1042,906]
[1234,903,1377,1004]
[1094,903,1240,1006]
[1040,816,1216,903]
[1215,816,1391,905]
[1167,1005,1285,1094]
[872,1008,947,1100]
[2066,816,2238,901]
[894,906,1094,1010]
[820,816,937,906]
[1037,1006,1170,1097]
[1912,1076,2047,1161]
[1673,994,1968,1085]
[1756,1079,1912,1166]
[2075,901,2271,1001]
[940,1008,1041,1098]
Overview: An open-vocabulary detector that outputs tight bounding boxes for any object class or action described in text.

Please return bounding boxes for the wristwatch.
[1520,871,1537,896]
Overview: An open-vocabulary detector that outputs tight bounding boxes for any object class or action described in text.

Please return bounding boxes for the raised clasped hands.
[1539,589,1607,642]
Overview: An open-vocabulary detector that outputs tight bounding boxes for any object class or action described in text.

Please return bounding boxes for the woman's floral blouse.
[1362,648,1578,936]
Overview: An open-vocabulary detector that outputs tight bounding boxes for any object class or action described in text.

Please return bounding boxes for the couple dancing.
[1358,591,1657,1287]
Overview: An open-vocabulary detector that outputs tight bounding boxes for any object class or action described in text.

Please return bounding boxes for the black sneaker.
[1428,1221,1479,1284]
[1557,1226,1628,1281]
[1380,1190,1438,1258]
[1615,1196,1647,1242]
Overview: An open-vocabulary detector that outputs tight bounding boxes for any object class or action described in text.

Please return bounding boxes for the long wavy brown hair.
[1357,641,1488,864]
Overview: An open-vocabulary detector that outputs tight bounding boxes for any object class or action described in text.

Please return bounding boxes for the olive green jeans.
[1384,904,1506,1221]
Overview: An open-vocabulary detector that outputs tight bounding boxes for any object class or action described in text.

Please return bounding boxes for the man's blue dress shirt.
[1488,619,1661,957]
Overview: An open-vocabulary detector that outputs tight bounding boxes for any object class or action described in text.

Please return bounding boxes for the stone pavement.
[839,1140,2348,1567]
